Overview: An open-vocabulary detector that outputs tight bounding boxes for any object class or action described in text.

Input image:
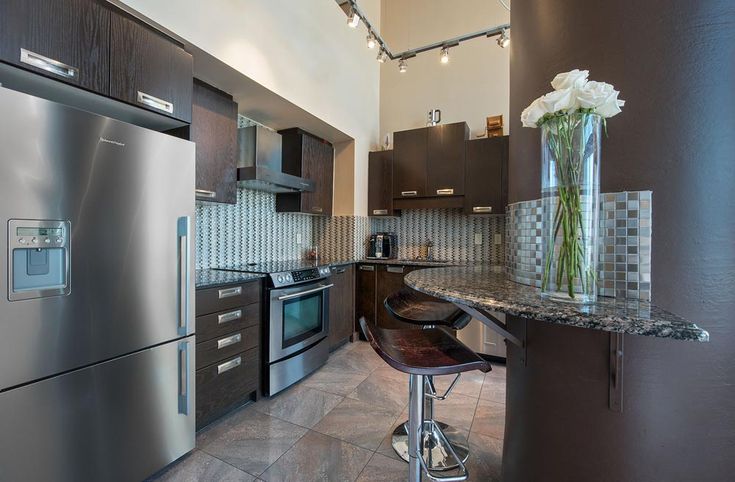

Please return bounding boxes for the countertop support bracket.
[455,304,524,350]
[609,332,624,412]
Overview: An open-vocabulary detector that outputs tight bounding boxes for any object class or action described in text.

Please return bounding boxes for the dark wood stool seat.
[360,317,491,377]
[384,288,472,330]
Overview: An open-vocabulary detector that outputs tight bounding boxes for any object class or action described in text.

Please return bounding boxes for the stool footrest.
[416,420,469,481]
[425,374,461,401]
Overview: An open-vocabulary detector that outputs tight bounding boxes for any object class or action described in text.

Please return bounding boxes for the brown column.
[507,1,735,480]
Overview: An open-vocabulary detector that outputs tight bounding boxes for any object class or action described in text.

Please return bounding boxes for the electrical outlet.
[494,233,502,245]
[474,233,483,245]
[296,233,302,244]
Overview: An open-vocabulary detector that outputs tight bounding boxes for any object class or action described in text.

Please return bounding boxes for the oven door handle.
[277,283,334,301]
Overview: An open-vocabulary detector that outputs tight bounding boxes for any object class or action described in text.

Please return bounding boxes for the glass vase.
[540,113,601,303]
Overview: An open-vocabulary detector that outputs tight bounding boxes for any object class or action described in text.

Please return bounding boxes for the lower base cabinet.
[328,264,355,350]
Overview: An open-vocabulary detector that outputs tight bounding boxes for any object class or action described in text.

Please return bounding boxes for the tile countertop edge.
[195,269,267,290]
[403,266,710,342]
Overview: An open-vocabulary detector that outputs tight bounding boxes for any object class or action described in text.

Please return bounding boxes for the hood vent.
[237,125,314,193]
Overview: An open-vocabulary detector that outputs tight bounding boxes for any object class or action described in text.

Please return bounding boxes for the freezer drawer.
[0,336,195,482]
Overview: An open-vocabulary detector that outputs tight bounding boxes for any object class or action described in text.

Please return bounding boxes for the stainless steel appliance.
[0,87,196,481]
[367,232,398,259]
[217,261,332,395]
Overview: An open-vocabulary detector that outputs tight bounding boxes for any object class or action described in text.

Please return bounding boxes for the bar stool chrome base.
[392,420,470,470]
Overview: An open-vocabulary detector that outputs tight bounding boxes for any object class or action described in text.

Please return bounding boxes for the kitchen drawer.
[196,348,259,430]
[196,281,262,317]
[196,324,259,370]
[196,302,261,343]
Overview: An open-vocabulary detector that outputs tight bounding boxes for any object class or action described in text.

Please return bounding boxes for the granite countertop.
[195,269,266,289]
[404,265,709,342]
[358,258,463,267]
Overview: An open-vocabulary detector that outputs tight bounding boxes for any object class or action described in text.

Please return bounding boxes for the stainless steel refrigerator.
[0,87,195,481]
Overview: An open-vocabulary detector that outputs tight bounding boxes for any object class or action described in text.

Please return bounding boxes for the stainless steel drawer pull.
[436,188,454,195]
[359,265,375,271]
[195,189,217,198]
[372,209,388,215]
[20,48,78,79]
[387,266,405,274]
[217,309,242,324]
[217,356,242,374]
[472,206,493,213]
[137,90,174,114]
[401,191,418,197]
[311,206,323,213]
[217,333,242,349]
[333,267,346,274]
[218,286,242,299]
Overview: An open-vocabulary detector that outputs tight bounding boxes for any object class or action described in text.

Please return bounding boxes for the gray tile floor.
[151,341,506,482]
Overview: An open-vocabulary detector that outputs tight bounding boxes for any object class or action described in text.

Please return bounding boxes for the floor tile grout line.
[196,448,262,480]
[256,427,311,479]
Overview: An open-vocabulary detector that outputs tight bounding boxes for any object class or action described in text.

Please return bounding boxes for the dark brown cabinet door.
[356,264,377,328]
[427,122,469,196]
[328,265,355,349]
[368,150,395,216]
[376,265,423,330]
[277,129,334,216]
[191,80,237,204]
[0,0,110,94]
[110,12,192,122]
[393,127,428,198]
[464,136,508,215]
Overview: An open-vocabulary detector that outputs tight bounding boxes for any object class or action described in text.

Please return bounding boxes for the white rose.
[521,97,547,128]
[541,88,577,114]
[550,69,589,90]
[597,93,625,118]
[576,81,625,118]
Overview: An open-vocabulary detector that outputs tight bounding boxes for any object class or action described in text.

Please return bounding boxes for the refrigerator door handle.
[178,341,190,415]
[177,216,191,336]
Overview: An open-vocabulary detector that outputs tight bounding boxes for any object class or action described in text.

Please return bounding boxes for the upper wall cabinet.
[392,122,469,201]
[368,150,395,217]
[0,0,111,94]
[464,135,508,215]
[110,12,193,123]
[192,80,238,204]
[276,129,334,216]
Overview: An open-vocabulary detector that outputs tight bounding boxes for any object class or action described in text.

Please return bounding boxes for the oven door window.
[282,291,323,348]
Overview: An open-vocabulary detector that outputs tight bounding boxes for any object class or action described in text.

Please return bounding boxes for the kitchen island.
[405,265,709,482]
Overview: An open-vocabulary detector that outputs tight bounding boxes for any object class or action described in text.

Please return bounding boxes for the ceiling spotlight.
[440,47,450,64]
[347,8,360,28]
[398,58,407,73]
[497,28,510,48]
[377,49,388,63]
[367,33,377,49]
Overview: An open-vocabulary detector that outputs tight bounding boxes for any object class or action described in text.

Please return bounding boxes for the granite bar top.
[195,269,266,290]
[357,258,463,267]
[404,265,709,342]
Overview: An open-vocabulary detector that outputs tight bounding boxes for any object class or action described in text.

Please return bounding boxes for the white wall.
[379,0,510,140]
[120,0,381,216]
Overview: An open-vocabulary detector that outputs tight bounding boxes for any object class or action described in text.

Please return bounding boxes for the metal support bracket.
[455,304,524,349]
[609,333,624,412]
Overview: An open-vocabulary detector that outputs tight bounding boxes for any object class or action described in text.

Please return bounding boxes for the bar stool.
[384,289,474,471]
[360,317,491,482]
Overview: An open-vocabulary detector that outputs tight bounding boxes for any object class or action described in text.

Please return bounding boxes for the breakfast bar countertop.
[404,265,709,342]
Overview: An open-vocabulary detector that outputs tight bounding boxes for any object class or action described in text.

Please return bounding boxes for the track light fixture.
[398,58,407,73]
[497,28,510,48]
[440,47,450,64]
[347,8,360,28]
[377,49,388,63]
[366,33,377,49]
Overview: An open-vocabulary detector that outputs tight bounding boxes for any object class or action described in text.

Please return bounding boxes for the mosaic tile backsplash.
[505,191,652,301]
[371,209,505,264]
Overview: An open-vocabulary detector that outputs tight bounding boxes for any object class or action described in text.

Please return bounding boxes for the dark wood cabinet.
[356,264,377,328]
[0,0,111,94]
[191,79,238,204]
[368,150,395,217]
[328,265,355,350]
[464,136,508,215]
[393,127,428,198]
[276,129,334,216]
[427,122,470,196]
[376,264,423,330]
[109,11,192,122]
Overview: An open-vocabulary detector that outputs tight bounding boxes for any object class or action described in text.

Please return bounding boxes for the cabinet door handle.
[359,265,375,271]
[472,206,493,213]
[217,333,242,349]
[195,189,216,199]
[20,48,78,79]
[372,209,388,215]
[436,188,454,195]
[332,267,346,274]
[217,356,242,375]
[217,309,242,324]
[218,286,242,299]
[311,206,323,213]
[137,90,174,114]
[386,266,405,274]
[401,191,418,197]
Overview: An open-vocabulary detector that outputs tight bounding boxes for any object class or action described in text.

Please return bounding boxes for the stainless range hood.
[237,125,314,193]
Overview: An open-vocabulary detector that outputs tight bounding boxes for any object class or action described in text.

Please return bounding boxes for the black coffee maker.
[367,232,397,259]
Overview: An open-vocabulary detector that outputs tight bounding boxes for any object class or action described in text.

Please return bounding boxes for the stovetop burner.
[215,260,332,288]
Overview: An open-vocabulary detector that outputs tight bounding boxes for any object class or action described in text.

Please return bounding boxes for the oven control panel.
[271,266,331,288]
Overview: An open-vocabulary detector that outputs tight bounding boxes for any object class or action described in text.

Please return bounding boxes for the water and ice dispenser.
[8,220,70,301]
